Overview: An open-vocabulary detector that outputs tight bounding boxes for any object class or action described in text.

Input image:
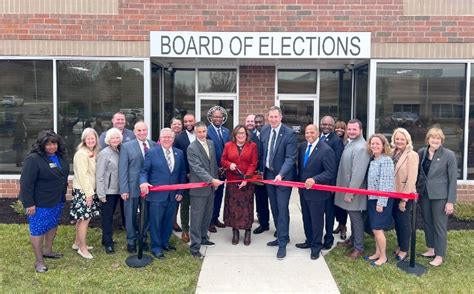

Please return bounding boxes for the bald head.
[320,115,335,135]
[305,124,319,144]
[245,114,255,131]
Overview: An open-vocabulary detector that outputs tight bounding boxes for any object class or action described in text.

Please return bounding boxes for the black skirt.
[367,199,394,230]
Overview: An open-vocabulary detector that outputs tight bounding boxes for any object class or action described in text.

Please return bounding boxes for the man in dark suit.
[296,124,336,260]
[319,115,345,250]
[260,106,298,260]
[173,113,196,243]
[246,114,269,234]
[119,121,156,253]
[206,108,230,232]
[139,128,186,259]
[187,121,224,259]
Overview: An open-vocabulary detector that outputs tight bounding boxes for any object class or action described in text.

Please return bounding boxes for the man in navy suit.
[260,106,297,260]
[140,128,186,259]
[119,121,156,253]
[173,113,196,243]
[206,108,230,232]
[319,115,345,250]
[296,124,336,260]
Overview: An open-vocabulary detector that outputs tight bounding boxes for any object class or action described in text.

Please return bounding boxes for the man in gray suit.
[187,121,224,259]
[334,119,371,259]
[119,121,156,253]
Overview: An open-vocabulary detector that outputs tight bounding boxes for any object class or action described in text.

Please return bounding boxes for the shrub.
[10,200,25,215]
[454,202,474,222]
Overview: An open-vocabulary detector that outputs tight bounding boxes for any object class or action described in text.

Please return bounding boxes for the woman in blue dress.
[19,130,70,273]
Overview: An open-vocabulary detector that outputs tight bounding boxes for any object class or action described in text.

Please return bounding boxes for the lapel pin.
[437,158,440,161]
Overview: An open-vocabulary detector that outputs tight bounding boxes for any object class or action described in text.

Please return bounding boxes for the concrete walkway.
[192,189,341,293]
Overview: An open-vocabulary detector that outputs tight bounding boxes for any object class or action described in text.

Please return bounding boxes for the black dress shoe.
[42,252,63,259]
[277,247,286,260]
[267,239,279,247]
[104,245,115,254]
[322,243,333,250]
[208,224,217,233]
[127,244,137,253]
[214,219,226,228]
[191,251,204,259]
[295,242,310,249]
[202,240,215,247]
[253,226,269,234]
[311,252,320,260]
[162,245,176,251]
[273,231,278,237]
[152,252,165,259]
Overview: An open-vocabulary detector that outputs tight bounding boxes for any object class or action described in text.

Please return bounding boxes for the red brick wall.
[1,0,473,43]
[239,66,275,122]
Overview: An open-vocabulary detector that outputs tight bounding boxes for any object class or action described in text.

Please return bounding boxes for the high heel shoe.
[77,249,93,259]
[244,230,251,246]
[232,229,239,245]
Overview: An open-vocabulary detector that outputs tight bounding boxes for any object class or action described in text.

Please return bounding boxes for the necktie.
[269,129,277,169]
[217,127,224,146]
[303,144,312,168]
[202,141,210,158]
[143,141,148,154]
[321,134,327,141]
[165,149,173,172]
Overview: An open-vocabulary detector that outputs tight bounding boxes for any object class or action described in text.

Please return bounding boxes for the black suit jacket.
[19,152,70,208]
[174,131,192,173]
[321,132,345,185]
[250,131,264,172]
[298,139,336,201]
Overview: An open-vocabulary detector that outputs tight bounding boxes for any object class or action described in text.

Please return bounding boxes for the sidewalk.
[192,189,341,293]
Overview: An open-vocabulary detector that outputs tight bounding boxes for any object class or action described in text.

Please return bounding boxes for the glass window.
[376,63,466,178]
[57,60,144,158]
[320,70,352,122]
[355,65,369,133]
[198,69,236,93]
[278,70,317,94]
[0,60,53,174]
[468,65,474,179]
[200,100,234,131]
[281,100,314,142]
[163,69,195,131]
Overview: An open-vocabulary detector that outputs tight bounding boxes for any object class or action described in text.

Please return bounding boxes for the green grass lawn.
[325,230,473,293]
[0,224,201,292]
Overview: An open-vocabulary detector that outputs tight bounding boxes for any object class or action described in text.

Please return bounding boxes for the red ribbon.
[146,177,418,200]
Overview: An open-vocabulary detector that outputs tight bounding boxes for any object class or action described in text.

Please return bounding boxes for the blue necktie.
[303,144,312,168]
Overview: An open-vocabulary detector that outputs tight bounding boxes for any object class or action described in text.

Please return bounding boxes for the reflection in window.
[376,63,466,178]
[58,61,144,158]
[468,66,474,179]
[198,69,236,93]
[355,65,369,133]
[320,70,352,122]
[164,69,195,130]
[0,60,53,174]
[278,70,317,94]
[281,100,313,142]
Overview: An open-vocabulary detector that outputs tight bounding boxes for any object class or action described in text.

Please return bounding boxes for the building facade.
[0,0,473,201]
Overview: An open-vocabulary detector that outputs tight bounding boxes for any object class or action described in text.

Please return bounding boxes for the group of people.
[18,107,457,273]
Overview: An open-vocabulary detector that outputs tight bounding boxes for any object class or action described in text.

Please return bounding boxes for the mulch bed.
[0,198,472,230]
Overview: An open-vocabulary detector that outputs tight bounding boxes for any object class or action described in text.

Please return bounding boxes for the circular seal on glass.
[207,105,228,124]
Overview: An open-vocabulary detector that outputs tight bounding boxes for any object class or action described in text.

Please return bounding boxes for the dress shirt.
[186,130,196,143]
[266,123,282,169]
[162,146,175,172]
[138,139,150,158]
[198,139,210,158]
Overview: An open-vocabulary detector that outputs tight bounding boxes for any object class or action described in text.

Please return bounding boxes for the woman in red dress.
[221,125,258,246]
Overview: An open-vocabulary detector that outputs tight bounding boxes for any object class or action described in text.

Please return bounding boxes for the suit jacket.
[174,130,192,173]
[334,135,371,211]
[321,132,344,185]
[250,131,264,172]
[139,146,186,203]
[260,124,298,180]
[207,124,230,167]
[394,148,419,196]
[298,139,336,202]
[416,146,457,203]
[119,139,157,198]
[221,141,258,180]
[19,152,69,208]
[187,139,219,197]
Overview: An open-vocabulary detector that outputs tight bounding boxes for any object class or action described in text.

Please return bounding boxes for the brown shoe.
[215,219,226,228]
[337,239,353,248]
[244,230,251,246]
[346,249,364,259]
[208,224,217,233]
[181,232,190,243]
[232,229,239,245]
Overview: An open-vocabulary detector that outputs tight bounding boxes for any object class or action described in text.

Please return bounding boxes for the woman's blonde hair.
[77,127,100,154]
[391,127,413,152]
[368,133,392,157]
[425,127,445,144]
[104,128,123,146]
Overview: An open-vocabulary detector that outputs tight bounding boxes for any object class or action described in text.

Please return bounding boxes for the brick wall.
[0,0,473,44]
[2,179,473,202]
[239,66,275,122]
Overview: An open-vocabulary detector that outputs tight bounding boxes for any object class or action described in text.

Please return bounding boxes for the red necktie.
[143,141,149,154]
